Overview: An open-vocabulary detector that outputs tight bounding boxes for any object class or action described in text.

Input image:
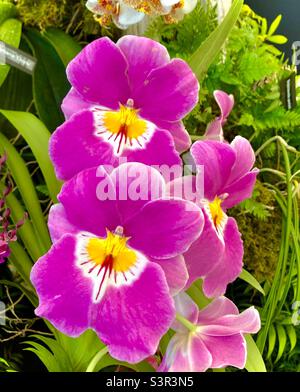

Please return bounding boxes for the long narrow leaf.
[239,268,265,295]
[0,132,51,252]
[0,109,61,202]
[245,335,266,372]
[188,0,243,81]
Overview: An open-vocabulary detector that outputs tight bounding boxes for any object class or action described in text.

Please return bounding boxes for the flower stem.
[175,313,197,332]
[86,346,109,373]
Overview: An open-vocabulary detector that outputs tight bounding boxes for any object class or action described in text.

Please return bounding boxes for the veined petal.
[31,235,93,337]
[48,204,80,243]
[228,136,256,183]
[197,297,239,324]
[202,217,243,298]
[201,334,247,369]
[93,261,175,363]
[173,292,199,329]
[66,37,130,109]
[61,88,94,120]
[214,90,234,122]
[154,119,191,153]
[110,162,166,224]
[184,211,225,288]
[136,59,199,122]
[191,140,236,201]
[117,35,170,94]
[58,167,119,237]
[152,255,188,296]
[115,3,145,29]
[49,110,116,181]
[159,332,212,372]
[126,199,204,259]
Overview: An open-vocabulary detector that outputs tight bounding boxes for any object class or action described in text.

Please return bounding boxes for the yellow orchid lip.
[93,100,155,155]
[76,227,146,302]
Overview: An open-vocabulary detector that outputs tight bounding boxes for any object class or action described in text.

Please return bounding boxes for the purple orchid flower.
[31,162,204,363]
[159,292,261,372]
[50,36,199,181]
[168,136,259,297]
[204,90,234,142]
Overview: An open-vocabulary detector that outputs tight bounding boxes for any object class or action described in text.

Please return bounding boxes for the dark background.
[245,0,299,63]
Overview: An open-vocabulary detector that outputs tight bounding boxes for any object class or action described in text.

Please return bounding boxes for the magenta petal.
[122,128,182,180]
[222,169,259,209]
[93,262,175,363]
[67,37,130,109]
[228,136,256,183]
[61,88,93,120]
[31,235,92,337]
[184,212,225,288]
[48,204,80,243]
[166,175,197,203]
[204,119,224,142]
[197,297,239,324]
[214,90,234,121]
[202,217,243,298]
[126,199,204,259]
[154,119,192,153]
[152,255,188,296]
[159,333,212,372]
[49,110,116,181]
[202,334,247,369]
[202,307,261,336]
[137,59,199,122]
[110,162,166,224]
[58,167,119,237]
[173,292,199,328]
[117,35,170,94]
[191,140,236,201]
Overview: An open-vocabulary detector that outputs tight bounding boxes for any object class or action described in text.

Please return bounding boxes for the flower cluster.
[0,154,27,264]
[85,0,197,28]
[31,36,261,371]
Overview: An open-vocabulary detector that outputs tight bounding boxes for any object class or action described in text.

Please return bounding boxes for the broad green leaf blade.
[0,109,61,202]
[274,324,287,363]
[0,132,51,252]
[25,29,70,132]
[286,325,297,353]
[268,15,282,36]
[266,323,276,359]
[43,27,81,67]
[239,268,265,295]
[188,0,243,81]
[0,1,16,26]
[245,335,266,372]
[0,18,22,87]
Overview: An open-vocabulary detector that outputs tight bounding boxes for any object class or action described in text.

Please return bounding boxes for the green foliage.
[146,1,218,60]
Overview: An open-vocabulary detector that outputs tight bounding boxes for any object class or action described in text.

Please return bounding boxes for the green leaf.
[245,335,266,372]
[0,18,22,87]
[267,35,288,45]
[274,324,287,363]
[0,132,51,252]
[43,27,81,67]
[0,1,16,25]
[0,109,61,202]
[25,29,70,132]
[266,323,276,359]
[188,0,244,81]
[239,268,265,295]
[0,357,9,367]
[286,325,297,353]
[268,15,282,36]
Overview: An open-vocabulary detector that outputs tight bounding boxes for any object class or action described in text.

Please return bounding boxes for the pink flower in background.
[159,293,261,372]
[204,90,234,142]
[50,36,199,181]
[31,162,204,363]
[169,136,259,297]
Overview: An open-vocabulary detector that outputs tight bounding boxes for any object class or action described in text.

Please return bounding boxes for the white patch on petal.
[92,106,156,156]
[75,232,147,303]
